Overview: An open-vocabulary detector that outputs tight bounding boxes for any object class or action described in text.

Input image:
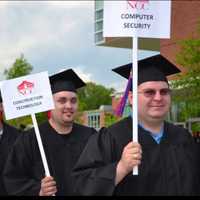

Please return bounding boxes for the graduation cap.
[112,54,181,86]
[112,54,181,117]
[49,68,86,94]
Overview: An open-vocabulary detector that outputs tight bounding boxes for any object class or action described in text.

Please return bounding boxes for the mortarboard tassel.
[115,75,132,117]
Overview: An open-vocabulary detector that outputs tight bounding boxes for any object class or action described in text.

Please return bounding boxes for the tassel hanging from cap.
[115,74,132,117]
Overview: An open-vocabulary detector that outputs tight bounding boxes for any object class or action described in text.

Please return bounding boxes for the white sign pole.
[132,37,138,175]
[31,114,51,177]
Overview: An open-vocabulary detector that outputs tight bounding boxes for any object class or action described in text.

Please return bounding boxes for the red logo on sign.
[17,81,34,95]
[127,0,149,10]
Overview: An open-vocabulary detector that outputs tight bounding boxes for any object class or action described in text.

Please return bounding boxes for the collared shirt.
[129,114,164,144]
[139,123,164,144]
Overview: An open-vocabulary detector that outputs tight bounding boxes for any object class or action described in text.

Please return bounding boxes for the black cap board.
[112,54,181,88]
[49,68,86,94]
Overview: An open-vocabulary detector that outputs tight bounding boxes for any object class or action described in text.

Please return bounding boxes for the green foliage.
[75,112,84,125]
[4,54,33,79]
[171,21,200,121]
[104,113,118,127]
[173,101,200,122]
[77,82,115,111]
[35,112,48,125]
[5,112,47,130]
[3,54,34,128]
[7,115,32,130]
[192,122,200,132]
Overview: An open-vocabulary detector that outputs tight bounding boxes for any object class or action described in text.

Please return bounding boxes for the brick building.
[80,105,113,130]
[95,0,200,73]
[161,0,200,74]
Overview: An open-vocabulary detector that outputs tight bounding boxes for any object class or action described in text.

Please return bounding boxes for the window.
[95,31,104,43]
[95,9,103,21]
[95,1,104,45]
[88,112,101,130]
[95,21,103,32]
[95,0,104,11]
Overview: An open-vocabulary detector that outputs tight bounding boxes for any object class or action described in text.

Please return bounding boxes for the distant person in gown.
[3,69,96,196]
[73,55,200,196]
[0,92,21,196]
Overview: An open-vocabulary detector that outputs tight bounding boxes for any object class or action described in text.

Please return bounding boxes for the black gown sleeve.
[72,128,118,196]
[0,124,22,195]
[3,133,42,196]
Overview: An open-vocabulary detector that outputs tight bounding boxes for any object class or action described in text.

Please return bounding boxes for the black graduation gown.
[3,122,96,196]
[73,117,200,196]
[0,123,21,196]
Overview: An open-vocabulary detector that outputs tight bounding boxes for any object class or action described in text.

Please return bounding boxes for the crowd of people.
[0,55,199,196]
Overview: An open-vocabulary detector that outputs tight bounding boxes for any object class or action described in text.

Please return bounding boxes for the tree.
[171,21,200,121]
[77,82,115,111]
[3,54,35,128]
[4,54,33,79]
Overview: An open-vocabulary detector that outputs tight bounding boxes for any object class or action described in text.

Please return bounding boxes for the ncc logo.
[127,0,149,10]
[17,80,34,95]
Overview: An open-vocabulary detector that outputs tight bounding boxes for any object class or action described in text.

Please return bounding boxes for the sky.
[0,1,158,92]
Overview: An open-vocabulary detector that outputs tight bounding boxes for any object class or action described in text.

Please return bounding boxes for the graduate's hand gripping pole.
[132,37,138,175]
[32,114,56,196]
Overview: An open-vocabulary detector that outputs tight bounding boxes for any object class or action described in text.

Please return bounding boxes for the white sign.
[104,0,171,38]
[1,71,55,120]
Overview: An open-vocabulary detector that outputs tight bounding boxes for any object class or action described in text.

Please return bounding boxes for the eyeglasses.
[138,88,171,98]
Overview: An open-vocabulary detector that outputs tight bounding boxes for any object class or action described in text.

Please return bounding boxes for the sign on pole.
[104,0,171,38]
[1,71,55,177]
[104,0,171,175]
[1,72,54,120]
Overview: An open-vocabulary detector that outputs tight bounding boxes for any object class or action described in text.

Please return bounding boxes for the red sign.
[127,0,149,10]
[17,80,34,95]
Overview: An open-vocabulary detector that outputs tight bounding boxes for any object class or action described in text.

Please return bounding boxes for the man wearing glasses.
[73,54,200,196]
